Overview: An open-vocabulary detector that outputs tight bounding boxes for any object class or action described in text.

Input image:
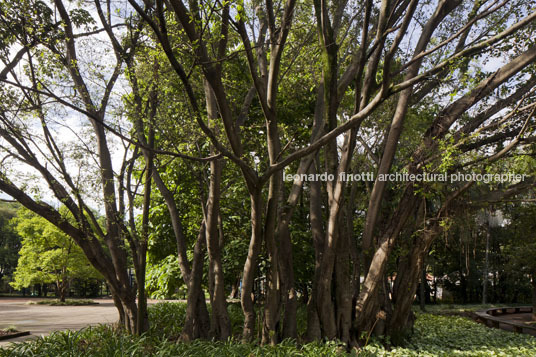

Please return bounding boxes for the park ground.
[0,298,165,347]
[0,298,118,346]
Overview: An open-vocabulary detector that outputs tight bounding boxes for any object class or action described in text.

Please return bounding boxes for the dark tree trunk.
[229,278,240,299]
[262,174,282,345]
[389,224,439,340]
[204,81,231,341]
[334,220,352,344]
[306,159,324,341]
[532,274,536,321]
[181,223,211,341]
[354,187,419,338]
[241,190,263,341]
[420,265,426,312]
[278,222,297,340]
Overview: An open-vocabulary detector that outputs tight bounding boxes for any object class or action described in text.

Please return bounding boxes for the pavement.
[0,297,119,347]
[491,312,536,336]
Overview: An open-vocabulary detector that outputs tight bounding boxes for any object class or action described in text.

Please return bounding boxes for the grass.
[1,303,535,356]
[1,326,17,333]
[418,303,526,315]
[27,299,98,306]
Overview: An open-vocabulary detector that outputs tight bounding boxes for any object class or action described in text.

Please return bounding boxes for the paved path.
[492,312,536,336]
[0,298,119,347]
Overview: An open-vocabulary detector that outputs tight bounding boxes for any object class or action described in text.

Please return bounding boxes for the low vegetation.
[0,326,17,334]
[1,303,535,356]
[28,299,97,306]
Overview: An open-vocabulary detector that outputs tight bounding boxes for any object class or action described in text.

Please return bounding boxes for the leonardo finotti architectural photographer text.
[283,172,527,184]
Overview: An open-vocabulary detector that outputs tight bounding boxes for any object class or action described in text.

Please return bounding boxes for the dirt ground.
[0,297,120,347]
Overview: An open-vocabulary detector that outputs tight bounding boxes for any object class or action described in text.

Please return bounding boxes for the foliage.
[0,201,21,288]
[2,304,536,356]
[9,209,101,297]
[145,256,185,300]
[28,299,97,306]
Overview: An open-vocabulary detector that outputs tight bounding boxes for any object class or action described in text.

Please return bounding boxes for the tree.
[10,209,101,302]
[0,201,21,290]
[0,0,153,333]
[128,0,536,344]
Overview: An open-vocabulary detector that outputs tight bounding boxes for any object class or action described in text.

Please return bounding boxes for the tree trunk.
[205,157,231,340]
[354,187,419,338]
[482,211,491,304]
[334,219,352,344]
[420,265,426,312]
[241,190,263,341]
[181,223,210,341]
[262,174,282,345]
[278,222,297,340]
[204,80,231,341]
[229,278,240,299]
[58,280,67,303]
[136,247,149,334]
[389,225,439,340]
[110,288,138,333]
[316,130,357,340]
[306,160,324,341]
[532,274,536,321]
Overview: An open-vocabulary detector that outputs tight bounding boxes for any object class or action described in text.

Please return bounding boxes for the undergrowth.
[28,299,98,306]
[1,303,535,356]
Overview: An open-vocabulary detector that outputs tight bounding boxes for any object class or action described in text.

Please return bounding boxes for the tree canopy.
[10,209,101,301]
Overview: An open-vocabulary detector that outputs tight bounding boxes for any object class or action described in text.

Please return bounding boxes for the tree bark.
[241,190,263,341]
[306,158,325,341]
[532,274,536,321]
[204,80,231,340]
[388,226,438,339]
[181,222,210,340]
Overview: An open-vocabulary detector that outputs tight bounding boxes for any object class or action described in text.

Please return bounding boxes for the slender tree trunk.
[230,278,240,299]
[420,264,426,312]
[334,219,352,344]
[204,80,231,341]
[58,280,66,303]
[262,174,282,345]
[241,189,263,341]
[278,222,297,340]
[482,211,491,304]
[136,244,149,334]
[306,159,324,341]
[532,274,536,321]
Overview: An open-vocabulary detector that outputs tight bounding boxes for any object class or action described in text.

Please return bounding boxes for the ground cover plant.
[28,299,98,306]
[1,303,535,356]
[2,0,536,346]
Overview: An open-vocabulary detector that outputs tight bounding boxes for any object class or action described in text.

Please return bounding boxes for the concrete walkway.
[0,298,119,347]
[492,312,536,337]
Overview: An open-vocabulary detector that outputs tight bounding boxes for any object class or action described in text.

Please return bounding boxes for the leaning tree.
[0,0,155,333]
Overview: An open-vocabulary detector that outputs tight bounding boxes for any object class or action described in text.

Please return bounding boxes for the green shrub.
[148,302,187,339]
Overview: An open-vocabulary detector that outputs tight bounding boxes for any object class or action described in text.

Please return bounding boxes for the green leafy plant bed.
[2,303,536,356]
[28,299,98,306]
